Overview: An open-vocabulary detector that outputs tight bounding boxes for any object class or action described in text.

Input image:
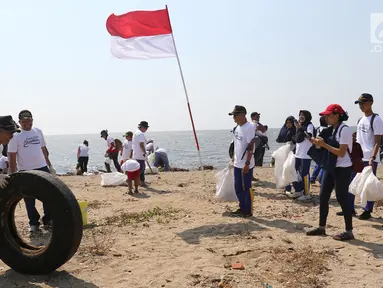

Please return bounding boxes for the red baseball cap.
[319,104,345,116]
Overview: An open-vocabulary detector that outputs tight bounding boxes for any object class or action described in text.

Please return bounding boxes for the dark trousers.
[22,166,51,227]
[363,161,378,212]
[78,156,89,173]
[293,158,311,195]
[105,151,121,173]
[234,167,254,214]
[136,159,146,183]
[320,167,353,231]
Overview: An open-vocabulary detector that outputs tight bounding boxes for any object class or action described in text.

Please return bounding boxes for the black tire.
[0,170,83,275]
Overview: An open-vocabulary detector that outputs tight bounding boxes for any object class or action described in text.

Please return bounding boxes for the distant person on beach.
[153,147,170,172]
[133,121,149,187]
[354,93,383,220]
[121,131,133,164]
[146,139,154,154]
[229,105,255,218]
[8,110,54,233]
[77,140,89,174]
[288,110,315,201]
[101,130,121,173]
[310,116,328,185]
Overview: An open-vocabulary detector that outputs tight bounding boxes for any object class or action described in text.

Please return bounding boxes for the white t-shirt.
[156,148,167,154]
[8,127,47,171]
[233,122,255,169]
[121,140,133,161]
[357,114,383,163]
[335,124,353,168]
[121,159,140,172]
[0,156,8,170]
[146,142,154,153]
[106,136,115,150]
[252,121,266,136]
[78,144,89,157]
[132,130,147,160]
[295,124,314,159]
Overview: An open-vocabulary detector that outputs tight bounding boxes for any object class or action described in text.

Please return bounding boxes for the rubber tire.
[0,170,83,275]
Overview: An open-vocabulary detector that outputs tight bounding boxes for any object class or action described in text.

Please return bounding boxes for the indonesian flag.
[106,9,176,59]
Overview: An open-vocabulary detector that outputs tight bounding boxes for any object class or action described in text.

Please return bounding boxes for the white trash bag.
[145,166,159,175]
[100,172,127,187]
[272,144,292,188]
[215,165,238,202]
[350,166,383,207]
[281,151,298,187]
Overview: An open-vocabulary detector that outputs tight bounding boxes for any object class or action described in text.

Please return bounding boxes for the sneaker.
[241,213,253,218]
[230,209,243,216]
[306,227,326,236]
[297,194,311,201]
[336,210,357,217]
[29,225,39,233]
[288,191,303,199]
[358,210,372,220]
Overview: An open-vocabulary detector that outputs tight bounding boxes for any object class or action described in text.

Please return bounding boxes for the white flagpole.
[165,5,206,186]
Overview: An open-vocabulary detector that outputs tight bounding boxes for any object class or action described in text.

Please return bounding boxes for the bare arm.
[42,146,52,167]
[256,123,266,133]
[140,142,146,155]
[8,152,17,174]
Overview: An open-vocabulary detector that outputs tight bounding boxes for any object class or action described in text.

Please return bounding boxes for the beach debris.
[198,165,214,170]
[231,263,245,270]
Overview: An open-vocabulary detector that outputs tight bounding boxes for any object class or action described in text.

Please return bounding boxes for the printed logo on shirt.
[358,124,371,134]
[234,131,243,141]
[23,136,41,148]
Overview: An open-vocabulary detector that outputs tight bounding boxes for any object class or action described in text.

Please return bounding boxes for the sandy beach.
[1,167,383,288]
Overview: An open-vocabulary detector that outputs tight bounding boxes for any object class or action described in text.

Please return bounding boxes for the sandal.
[333,232,354,241]
[306,227,326,236]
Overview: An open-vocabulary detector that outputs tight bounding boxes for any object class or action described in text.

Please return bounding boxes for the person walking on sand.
[101,130,121,173]
[354,93,383,220]
[8,110,54,233]
[306,104,355,241]
[133,121,149,187]
[229,105,255,218]
[121,131,133,164]
[77,140,89,174]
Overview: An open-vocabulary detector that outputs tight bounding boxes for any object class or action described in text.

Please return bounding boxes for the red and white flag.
[106,9,176,59]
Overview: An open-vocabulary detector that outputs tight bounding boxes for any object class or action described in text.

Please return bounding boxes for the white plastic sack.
[145,166,158,174]
[121,160,140,172]
[272,144,292,188]
[281,151,298,187]
[104,158,111,165]
[100,172,127,187]
[350,166,383,206]
[215,165,238,202]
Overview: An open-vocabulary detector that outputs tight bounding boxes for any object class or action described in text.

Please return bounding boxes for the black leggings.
[78,156,89,173]
[320,167,352,231]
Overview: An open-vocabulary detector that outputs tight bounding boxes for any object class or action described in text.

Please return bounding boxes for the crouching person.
[121,159,141,195]
[229,105,255,218]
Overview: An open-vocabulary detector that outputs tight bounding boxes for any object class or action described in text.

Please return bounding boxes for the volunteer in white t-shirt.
[306,104,355,241]
[121,131,133,163]
[132,121,149,186]
[154,147,170,171]
[100,130,121,173]
[146,139,154,154]
[77,140,89,174]
[228,105,255,218]
[289,110,314,201]
[355,93,383,220]
[8,110,53,232]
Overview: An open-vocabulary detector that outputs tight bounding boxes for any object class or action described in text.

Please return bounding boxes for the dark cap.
[250,112,261,118]
[0,115,20,133]
[123,131,133,137]
[355,93,373,104]
[100,129,108,137]
[18,110,33,120]
[228,105,247,116]
[138,121,149,128]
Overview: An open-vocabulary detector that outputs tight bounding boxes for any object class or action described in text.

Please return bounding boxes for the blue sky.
[1,0,382,135]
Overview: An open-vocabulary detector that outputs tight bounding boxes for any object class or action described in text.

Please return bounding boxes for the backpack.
[114,139,123,151]
[228,126,237,159]
[357,113,383,150]
[339,125,364,173]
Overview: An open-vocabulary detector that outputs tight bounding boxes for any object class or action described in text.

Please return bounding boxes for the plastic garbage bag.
[145,166,158,174]
[104,158,111,165]
[100,172,127,187]
[215,165,238,202]
[350,166,383,207]
[272,144,292,188]
[281,151,298,187]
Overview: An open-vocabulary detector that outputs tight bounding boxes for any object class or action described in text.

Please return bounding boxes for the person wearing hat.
[0,115,19,189]
[354,93,383,220]
[121,131,133,165]
[132,121,149,186]
[306,104,355,241]
[8,110,54,232]
[145,139,155,155]
[100,129,121,173]
[76,140,90,174]
[228,105,255,218]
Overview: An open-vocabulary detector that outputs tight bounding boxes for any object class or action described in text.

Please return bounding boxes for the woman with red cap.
[306,104,354,241]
